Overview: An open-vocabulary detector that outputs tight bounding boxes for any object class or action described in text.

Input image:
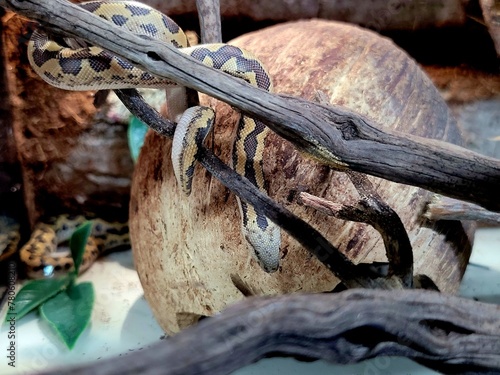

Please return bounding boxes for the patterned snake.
[20,215,129,279]
[26,1,281,273]
[0,214,129,279]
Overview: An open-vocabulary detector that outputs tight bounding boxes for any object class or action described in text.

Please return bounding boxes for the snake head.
[244,221,281,273]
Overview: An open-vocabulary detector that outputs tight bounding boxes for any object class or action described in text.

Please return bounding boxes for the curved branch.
[2,0,499,212]
[299,171,414,288]
[39,289,500,375]
[115,89,393,289]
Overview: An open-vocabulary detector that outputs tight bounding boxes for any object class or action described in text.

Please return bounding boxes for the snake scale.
[26,1,281,273]
[0,216,20,264]
[0,214,129,279]
[20,215,129,279]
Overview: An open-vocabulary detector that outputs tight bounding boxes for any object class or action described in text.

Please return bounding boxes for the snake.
[0,216,20,263]
[27,1,281,272]
[17,215,129,279]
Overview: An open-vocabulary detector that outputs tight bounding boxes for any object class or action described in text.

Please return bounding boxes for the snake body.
[27,1,281,272]
[0,216,20,263]
[19,215,129,279]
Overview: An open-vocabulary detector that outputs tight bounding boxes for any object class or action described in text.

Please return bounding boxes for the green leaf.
[39,282,95,350]
[127,116,149,163]
[5,278,71,321]
[69,221,92,276]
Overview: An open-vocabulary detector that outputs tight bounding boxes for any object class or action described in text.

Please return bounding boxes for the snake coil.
[26,1,281,274]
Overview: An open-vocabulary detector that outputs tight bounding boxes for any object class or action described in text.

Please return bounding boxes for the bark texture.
[39,289,500,375]
[2,13,133,225]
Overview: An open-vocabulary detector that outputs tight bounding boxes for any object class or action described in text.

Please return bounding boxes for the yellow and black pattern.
[0,216,20,262]
[19,215,129,279]
[176,44,280,272]
[27,1,281,273]
[28,1,188,90]
[171,106,216,195]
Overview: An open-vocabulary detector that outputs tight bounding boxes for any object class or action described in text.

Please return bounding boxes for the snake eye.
[94,223,103,234]
[43,265,55,277]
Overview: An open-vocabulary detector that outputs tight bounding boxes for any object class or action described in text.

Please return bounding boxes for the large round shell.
[130,20,473,335]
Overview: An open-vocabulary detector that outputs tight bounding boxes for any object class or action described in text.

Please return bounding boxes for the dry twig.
[303,92,414,287]
[424,194,500,224]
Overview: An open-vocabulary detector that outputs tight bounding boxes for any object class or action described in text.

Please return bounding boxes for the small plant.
[5,221,95,349]
[127,116,149,163]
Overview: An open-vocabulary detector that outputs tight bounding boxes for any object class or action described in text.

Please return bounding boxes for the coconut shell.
[130,20,473,335]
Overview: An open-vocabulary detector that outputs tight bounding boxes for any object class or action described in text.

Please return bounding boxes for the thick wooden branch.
[2,0,499,213]
[38,289,500,375]
[195,0,222,43]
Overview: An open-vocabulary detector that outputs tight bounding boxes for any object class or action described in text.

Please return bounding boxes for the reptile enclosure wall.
[130,20,474,335]
[2,11,133,227]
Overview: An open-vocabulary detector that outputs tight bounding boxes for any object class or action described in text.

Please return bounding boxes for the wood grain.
[39,289,500,375]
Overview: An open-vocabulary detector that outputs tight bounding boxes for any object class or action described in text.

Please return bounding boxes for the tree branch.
[305,92,414,287]
[298,170,414,288]
[423,195,500,224]
[2,0,499,212]
[37,289,500,375]
[195,0,222,43]
[114,89,395,289]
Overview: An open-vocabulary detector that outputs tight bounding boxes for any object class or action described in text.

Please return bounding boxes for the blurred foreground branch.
[41,289,500,375]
